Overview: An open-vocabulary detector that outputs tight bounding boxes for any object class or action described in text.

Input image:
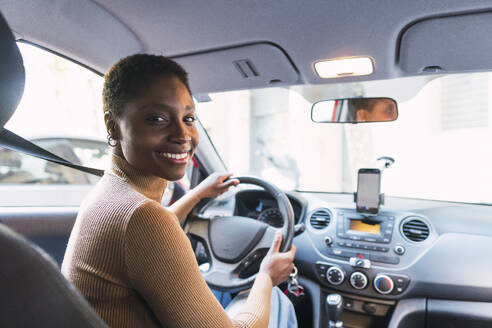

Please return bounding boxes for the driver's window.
[0,42,191,207]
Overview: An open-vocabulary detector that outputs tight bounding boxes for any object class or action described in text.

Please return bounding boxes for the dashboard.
[198,188,492,327]
[234,190,304,227]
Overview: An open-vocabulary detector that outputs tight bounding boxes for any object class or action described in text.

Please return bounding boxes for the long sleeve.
[167,188,201,222]
[124,200,273,328]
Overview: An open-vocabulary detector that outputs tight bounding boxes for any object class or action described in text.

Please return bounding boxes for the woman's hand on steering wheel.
[193,172,240,199]
[259,231,297,286]
[184,175,294,290]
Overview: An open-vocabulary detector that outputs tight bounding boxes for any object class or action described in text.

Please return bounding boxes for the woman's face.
[355,99,398,122]
[113,75,199,181]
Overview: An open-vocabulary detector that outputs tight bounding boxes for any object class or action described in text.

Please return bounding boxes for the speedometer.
[257,208,284,228]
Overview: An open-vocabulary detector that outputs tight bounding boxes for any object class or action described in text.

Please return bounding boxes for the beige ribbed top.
[62,154,273,328]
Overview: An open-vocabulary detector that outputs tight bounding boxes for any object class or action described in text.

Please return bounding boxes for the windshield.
[196,73,492,204]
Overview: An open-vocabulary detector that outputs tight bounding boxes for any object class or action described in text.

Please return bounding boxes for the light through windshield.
[196,73,492,204]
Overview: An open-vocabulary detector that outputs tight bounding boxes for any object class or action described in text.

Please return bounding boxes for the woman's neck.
[109,153,167,203]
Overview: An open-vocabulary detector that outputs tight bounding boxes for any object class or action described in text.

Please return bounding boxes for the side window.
[0,139,109,185]
[0,43,192,206]
[0,43,107,206]
[1,43,107,187]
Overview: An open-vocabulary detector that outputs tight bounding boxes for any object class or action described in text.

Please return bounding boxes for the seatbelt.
[0,128,104,177]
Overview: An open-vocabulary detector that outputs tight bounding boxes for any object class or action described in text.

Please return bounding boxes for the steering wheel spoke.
[254,226,278,250]
[185,216,210,241]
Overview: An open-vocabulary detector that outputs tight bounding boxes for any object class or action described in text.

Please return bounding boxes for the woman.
[61,54,297,327]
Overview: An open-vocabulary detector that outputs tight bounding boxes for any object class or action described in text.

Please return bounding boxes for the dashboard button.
[395,277,406,285]
[343,298,354,309]
[394,245,405,255]
[349,257,371,268]
[390,274,410,293]
[363,237,377,242]
[385,256,400,264]
[345,242,354,248]
[316,263,328,273]
[337,242,345,247]
[327,248,355,258]
[354,252,369,259]
[370,254,400,264]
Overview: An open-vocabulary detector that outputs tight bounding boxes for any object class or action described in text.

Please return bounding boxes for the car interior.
[1,1,492,328]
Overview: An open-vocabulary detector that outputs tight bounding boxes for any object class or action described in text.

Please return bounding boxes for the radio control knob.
[394,245,405,255]
[374,274,394,294]
[350,272,368,289]
[326,266,345,285]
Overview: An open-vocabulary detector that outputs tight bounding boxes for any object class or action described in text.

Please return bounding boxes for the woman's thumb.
[270,231,282,253]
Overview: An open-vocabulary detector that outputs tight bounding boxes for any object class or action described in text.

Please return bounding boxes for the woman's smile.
[112,75,199,181]
[156,150,191,164]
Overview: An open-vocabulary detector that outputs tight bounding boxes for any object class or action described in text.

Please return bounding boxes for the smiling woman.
[61,54,297,328]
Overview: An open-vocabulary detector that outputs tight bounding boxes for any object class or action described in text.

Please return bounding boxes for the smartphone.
[356,168,381,214]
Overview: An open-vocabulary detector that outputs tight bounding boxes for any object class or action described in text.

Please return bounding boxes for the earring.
[107,134,118,147]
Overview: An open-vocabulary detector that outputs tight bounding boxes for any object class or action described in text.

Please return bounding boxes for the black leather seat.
[0,11,107,328]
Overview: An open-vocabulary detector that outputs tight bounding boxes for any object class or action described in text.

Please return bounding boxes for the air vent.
[309,209,331,229]
[401,218,430,242]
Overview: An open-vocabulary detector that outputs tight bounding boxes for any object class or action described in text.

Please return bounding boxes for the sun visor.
[172,43,299,94]
[0,11,25,128]
[399,12,492,74]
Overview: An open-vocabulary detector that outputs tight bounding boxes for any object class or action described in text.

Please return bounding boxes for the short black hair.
[103,54,191,117]
[348,98,378,119]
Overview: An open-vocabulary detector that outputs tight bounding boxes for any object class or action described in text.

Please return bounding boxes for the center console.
[331,211,399,265]
[304,207,434,323]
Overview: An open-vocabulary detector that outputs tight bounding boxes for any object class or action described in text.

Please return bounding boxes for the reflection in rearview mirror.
[311,97,398,123]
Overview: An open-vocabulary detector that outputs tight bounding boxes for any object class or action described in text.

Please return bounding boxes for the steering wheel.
[184,176,295,291]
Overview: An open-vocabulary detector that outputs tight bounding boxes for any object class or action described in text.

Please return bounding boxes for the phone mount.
[353,193,385,206]
[377,156,395,170]
[353,192,385,216]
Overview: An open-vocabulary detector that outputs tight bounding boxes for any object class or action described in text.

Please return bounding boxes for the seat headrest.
[0,11,25,128]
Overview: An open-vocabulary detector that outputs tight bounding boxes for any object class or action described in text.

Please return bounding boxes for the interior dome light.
[314,57,374,78]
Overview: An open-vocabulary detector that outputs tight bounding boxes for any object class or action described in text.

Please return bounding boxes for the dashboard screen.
[348,219,381,235]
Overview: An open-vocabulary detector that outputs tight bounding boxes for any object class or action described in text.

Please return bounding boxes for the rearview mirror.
[311,97,398,123]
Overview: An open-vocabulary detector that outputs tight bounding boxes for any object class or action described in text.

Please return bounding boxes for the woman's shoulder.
[77,174,151,224]
[124,199,183,251]
[130,199,178,225]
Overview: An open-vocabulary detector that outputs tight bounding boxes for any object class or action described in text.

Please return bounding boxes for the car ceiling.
[1,0,492,94]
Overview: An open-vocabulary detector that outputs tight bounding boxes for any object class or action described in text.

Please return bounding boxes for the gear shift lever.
[325,293,344,328]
